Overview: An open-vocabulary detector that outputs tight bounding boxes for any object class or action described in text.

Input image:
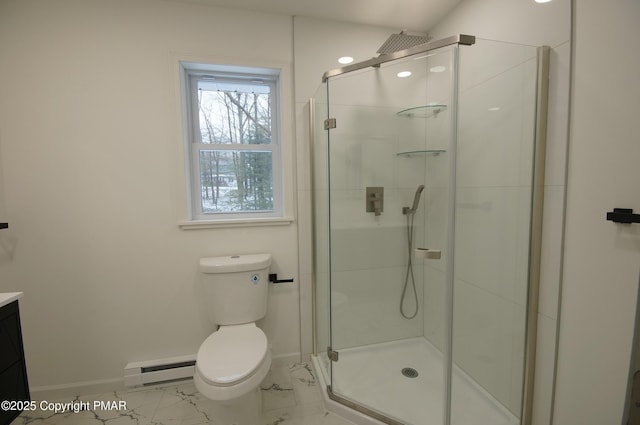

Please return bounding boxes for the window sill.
[178,216,295,230]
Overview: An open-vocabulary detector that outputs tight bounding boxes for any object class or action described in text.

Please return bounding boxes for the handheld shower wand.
[411,184,425,212]
[403,184,425,215]
[400,184,425,319]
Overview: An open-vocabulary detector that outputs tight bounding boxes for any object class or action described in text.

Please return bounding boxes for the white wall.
[553,1,640,424]
[0,0,300,390]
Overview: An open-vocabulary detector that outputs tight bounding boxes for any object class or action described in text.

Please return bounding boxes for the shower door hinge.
[324,118,336,130]
[327,347,339,362]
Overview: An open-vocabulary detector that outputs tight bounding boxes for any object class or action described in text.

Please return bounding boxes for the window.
[182,64,283,222]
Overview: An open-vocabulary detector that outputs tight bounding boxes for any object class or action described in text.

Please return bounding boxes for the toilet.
[194,254,272,425]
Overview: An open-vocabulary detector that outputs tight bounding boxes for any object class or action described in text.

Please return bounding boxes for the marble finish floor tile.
[15,363,354,425]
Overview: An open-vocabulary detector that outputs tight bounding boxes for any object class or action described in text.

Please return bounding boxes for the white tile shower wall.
[0,0,300,390]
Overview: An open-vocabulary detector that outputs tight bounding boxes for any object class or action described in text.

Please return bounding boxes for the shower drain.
[401,367,419,378]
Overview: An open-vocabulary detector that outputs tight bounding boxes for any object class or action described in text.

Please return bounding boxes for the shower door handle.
[415,248,441,259]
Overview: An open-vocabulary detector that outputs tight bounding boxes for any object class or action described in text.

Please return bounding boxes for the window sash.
[183,67,283,221]
[196,149,276,214]
[188,73,278,146]
[190,147,282,220]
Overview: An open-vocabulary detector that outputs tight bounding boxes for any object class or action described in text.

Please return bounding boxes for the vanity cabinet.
[0,298,29,425]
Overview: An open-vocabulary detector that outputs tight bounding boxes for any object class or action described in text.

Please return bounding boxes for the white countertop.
[0,292,23,308]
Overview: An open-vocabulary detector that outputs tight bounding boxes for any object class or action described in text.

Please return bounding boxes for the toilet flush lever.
[269,273,294,284]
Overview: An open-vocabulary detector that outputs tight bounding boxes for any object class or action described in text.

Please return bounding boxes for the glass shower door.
[325,46,458,425]
[450,39,542,425]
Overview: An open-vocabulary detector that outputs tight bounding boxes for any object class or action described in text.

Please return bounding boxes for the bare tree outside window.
[195,79,275,214]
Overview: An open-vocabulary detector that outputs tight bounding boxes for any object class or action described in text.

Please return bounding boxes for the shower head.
[376,31,431,55]
[403,185,425,215]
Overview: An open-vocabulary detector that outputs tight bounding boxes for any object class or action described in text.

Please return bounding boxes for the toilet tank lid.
[200,254,271,273]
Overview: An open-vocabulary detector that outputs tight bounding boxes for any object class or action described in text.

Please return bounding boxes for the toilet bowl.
[194,254,272,425]
[194,323,271,401]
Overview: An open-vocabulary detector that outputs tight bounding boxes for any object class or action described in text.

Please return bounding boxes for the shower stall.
[310,34,549,425]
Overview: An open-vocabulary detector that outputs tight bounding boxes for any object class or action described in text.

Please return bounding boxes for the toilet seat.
[194,323,271,401]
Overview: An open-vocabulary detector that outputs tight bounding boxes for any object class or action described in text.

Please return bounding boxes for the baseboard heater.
[124,354,196,387]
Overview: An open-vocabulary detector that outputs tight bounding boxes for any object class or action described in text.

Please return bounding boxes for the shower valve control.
[366,187,384,216]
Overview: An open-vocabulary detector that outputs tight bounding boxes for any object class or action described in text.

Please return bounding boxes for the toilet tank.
[199,254,271,326]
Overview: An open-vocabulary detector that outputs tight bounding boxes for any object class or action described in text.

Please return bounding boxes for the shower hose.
[400,210,419,319]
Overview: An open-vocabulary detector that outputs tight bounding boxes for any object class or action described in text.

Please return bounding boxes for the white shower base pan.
[313,337,518,425]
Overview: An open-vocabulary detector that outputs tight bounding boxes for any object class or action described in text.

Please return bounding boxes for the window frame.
[181,63,284,222]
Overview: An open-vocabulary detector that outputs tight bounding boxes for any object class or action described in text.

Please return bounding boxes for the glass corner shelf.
[396,104,447,118]
[397,150,446,157]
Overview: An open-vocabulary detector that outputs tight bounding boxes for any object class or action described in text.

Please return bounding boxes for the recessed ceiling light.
[430,66,446,73]
[535,0,552,3]
[397,71,412,78]
[338,56,354,64]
